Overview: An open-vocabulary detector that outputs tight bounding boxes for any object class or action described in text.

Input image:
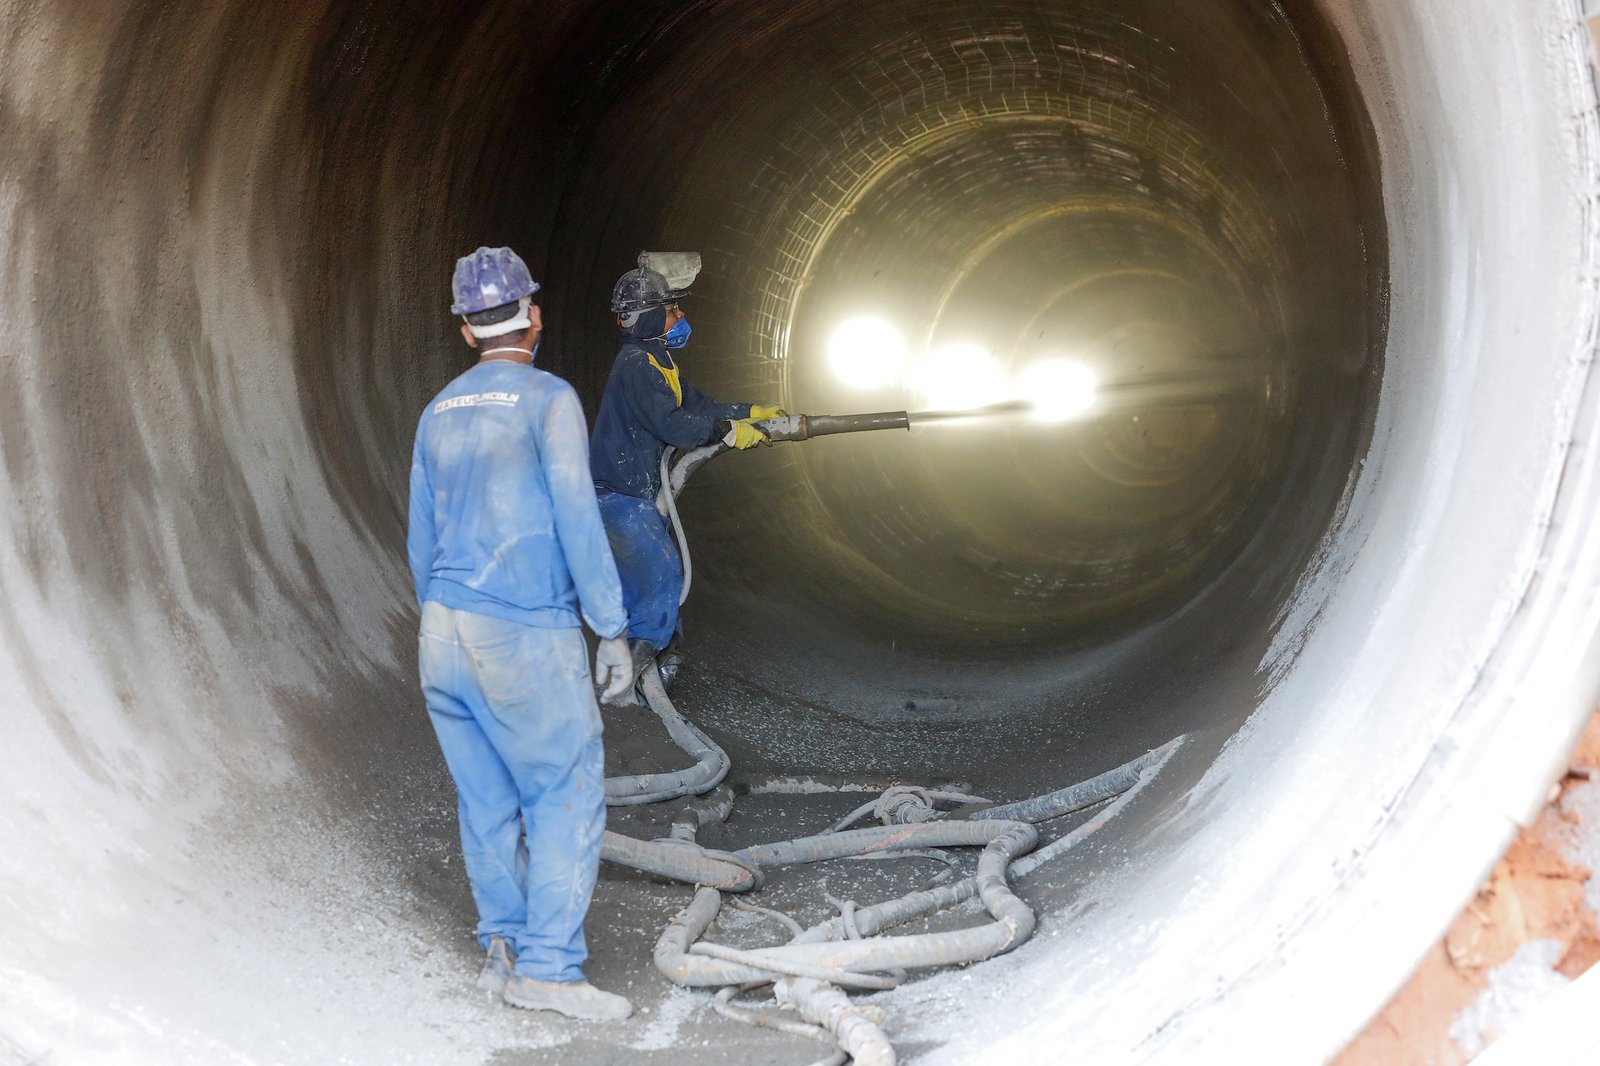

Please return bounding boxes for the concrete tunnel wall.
[2,0,1600,1062]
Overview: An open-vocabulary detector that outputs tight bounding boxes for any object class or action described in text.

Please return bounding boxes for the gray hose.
[645,740,1183,1054]
[655,887,735,981]
[777,977,897,1066]
[600,832,760,893]
[738,819,1030,868]
[668,785,736,842]
[962,736,1183,824]
[658,448,694,607]
[666,442,727,498]
[604,663,730,806]
[690,941,901,991]
[712,985,840,1044]
[788,732,1190,945]
[827,787,990,833]
[634,738,1184,951]
[841,847,962,880]
[807,868,981,947]
[1009,734,1185,878]
[728,897,806,939]
[655,823,1038,987]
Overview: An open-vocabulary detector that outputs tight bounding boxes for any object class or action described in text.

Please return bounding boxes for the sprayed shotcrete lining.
[3,0,1600,1063]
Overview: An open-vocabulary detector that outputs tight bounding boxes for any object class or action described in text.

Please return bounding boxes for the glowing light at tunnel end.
[913,341,1010,411]
[827,316,908,389]
[825,315,1099,423]
[1019,358,1099,421]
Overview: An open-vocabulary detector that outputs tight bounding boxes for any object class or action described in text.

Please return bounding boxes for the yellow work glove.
[749,403,788,421]
[722,418,771,450]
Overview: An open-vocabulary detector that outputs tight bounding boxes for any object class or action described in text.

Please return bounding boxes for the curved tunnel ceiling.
[2,0,1600,1063]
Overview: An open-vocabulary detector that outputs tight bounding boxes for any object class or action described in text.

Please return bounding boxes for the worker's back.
[409,359,607,631]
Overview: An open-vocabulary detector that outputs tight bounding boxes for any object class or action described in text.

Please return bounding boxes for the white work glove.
[594,636,634,703]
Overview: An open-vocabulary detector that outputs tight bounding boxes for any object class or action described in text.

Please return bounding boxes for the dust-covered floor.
[448,646,1200,1065]
[487,790,990,1066]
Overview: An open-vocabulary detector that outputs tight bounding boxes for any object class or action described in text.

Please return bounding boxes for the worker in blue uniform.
[408,246,635,1021]
[589,252,783,689]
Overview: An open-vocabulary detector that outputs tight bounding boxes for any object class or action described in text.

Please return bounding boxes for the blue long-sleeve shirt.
[408,359,628,638]
[590,338,750,500]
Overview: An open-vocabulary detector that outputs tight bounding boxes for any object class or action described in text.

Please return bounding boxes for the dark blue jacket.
[590,333,749,500]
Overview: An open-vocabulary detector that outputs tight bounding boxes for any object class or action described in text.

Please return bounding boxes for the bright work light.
[913,342,1010,411]
[827,316,908,389]
[1019,358,1098,421]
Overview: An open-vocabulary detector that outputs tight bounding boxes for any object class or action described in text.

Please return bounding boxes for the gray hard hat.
[611,251,702,314]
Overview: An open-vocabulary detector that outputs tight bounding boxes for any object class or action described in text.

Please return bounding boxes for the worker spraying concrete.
[591,251,1064,706]
[589,357,1187,1064]
[589,252,786,697]
[574,250,1185,1061]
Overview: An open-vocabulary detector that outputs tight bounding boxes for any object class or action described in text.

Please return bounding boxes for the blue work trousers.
[418,601,606,982]
[596,490,682,650]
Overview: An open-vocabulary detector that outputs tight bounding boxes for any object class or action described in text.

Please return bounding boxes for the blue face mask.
[664,317,692,349]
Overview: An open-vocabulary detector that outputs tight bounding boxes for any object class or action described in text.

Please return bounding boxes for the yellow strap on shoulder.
[646,353,683,408]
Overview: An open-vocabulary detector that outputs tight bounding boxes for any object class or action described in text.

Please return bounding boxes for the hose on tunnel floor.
[713,983,842,1043]
[691,941,905,991]
[777,978,896,1066]
[653,821,1040,988]
[603,662,730,806]
[669,785,737,842]
[828,787,992,833]
[598,444,1188,1063]
[959,739,1180,824]
[599,831,761,892]
[736,819,1034,869]
[593,657,1163,1050]
[796,737,1187,948]
[729,898,807,939]
[637,735,1184,1064]
[622,735,1182,1058]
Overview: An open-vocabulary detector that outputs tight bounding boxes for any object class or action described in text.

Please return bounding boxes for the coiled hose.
[596,441,1188,1065]
[603,662,730,805]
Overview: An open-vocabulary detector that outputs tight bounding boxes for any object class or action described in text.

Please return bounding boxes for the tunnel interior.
[537,0,1383,669]
[438,0,1384,796]
[4,0,1599,1063]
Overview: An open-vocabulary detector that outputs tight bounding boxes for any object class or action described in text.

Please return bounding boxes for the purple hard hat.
[450,246,540,316]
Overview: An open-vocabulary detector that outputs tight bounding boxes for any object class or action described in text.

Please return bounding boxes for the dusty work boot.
[502,976,634,1020]
[475,935,515,994]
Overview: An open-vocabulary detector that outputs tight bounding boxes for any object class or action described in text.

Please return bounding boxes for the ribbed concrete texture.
[2,0,1599,1062]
